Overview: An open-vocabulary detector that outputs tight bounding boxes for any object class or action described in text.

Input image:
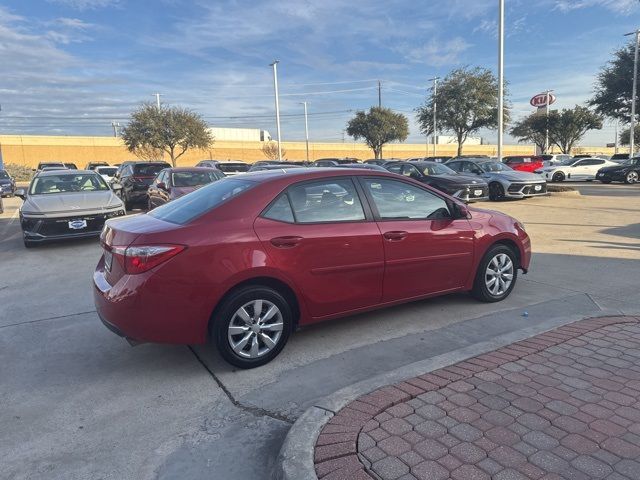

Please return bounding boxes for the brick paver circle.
[313,316,640,479]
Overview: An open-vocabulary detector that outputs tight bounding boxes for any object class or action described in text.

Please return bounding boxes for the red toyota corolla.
[94,169,530,368]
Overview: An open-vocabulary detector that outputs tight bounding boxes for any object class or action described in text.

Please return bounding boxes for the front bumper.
[450,185,489,203]
[505,182,547,198]
[0,184,15,196]
[21,210,125,242]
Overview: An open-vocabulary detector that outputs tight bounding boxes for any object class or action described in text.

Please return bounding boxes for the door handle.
[383,231,408,241]
[270,236,303,248]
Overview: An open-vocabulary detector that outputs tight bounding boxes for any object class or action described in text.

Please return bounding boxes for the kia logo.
[530,93,556,108]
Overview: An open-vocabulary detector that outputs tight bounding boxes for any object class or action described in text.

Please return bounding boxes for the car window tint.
[362,178,451,220]
[148,178,254,225]
[287,179,365,223]
[386,164,403,174]
[263,194,295,223]
[402,164,421,180]
[134,164,168,176]
[446,162,461,172]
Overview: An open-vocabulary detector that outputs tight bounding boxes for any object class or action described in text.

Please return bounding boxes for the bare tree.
[262,141,286,160]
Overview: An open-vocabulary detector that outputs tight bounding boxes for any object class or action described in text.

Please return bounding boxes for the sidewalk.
[312,316,640,480]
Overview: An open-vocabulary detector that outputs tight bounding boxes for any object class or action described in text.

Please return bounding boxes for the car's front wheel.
[212,286,293,368]
[625,171,639,184]
[472,245,518,302]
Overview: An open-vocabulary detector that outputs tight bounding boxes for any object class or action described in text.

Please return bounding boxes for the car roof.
[235,167,400,185]
[164,167,219,172]
[35,169,97,177]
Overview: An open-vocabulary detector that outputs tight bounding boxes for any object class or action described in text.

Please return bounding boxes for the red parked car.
[502,156,544,173]
[94,169,531,368]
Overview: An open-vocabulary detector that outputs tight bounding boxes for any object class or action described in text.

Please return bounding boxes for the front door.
[358,177,475,302]
[254,177,384,319]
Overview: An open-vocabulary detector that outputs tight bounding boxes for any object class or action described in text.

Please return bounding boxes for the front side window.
[479,162,511,173]
[29,173,109,195]
[386,164,403,174]
[287,179,365,223]
[362,178,451,220]
[418,163,456,176]
[401,164,422,180]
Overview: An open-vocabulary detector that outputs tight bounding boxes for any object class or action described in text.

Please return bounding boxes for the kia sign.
[530,93,556,108]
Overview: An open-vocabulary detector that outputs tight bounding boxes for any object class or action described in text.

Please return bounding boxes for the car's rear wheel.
[212,286,292,368]
[552,172,565,183]
[488,182,505,201]
[472,245,518,302]
[625,171,639,184]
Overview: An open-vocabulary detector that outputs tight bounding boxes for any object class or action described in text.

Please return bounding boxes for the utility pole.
[615,120,619,154]
[544,89,554,154]
[428,77,440,157]
[497,0,505,162]
[624,29,639,156]
[300,101,309,162]
[152,93,163,109]
[270,60,282,161]
[378,80,382,108]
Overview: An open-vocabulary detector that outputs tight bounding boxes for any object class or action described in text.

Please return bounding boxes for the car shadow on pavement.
[601,223,640,241]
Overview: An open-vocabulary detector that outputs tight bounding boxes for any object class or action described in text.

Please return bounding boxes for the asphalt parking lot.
[1,182,639,480]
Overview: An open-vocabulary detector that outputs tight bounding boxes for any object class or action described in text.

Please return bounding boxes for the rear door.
[358,177,475,302]
[253,177,384,319]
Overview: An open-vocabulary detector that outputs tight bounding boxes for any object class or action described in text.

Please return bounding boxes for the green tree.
[509,113,549,153]
[547,106,603,154]
[122,103,213,166]
[590,42,637,122]
[620,124,640,146]
[346,107,409,159]
[416,67,509,156]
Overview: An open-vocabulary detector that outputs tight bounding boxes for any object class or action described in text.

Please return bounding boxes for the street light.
[300,101,309,162]
[624,29,639,156]
[544,89,554,154]
[497,0,504,162]
[428,77,440,157]
[270,60,283,161]
[152,93,163,109]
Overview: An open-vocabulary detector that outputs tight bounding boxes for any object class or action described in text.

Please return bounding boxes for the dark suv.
[112,161,170,209]
[385,161,489,202]
[0,169,16,197]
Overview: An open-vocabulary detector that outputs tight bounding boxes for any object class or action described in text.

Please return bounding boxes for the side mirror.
[111,182,123,192]
[15,188,26,200]
[157,182,167,190]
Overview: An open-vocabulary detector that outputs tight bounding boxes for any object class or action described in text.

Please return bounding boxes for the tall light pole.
[300,101,309,162]
[544,89,554,154]
[624,29,639,156]
[428,77,439,157]
[270,60,282,161]
[152,93,163,109]
[497,0,504,162]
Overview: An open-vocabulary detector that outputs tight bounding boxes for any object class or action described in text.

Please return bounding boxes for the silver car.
[15,170,125,248]
[445,158,547,200]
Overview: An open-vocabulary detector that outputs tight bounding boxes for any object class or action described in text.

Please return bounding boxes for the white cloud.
[403,38,472,67]
[555,0,639,13]
[47,0,120,10]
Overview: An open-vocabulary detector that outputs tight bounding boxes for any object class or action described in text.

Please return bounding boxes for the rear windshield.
[218,163,249,173]
[148,178,254,224]
[134,164,169,176]
[172,170,221,186]
[97,167,118,176]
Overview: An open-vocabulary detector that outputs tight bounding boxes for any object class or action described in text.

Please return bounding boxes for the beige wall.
[0,134,618,169]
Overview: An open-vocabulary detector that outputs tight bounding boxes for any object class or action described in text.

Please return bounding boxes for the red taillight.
[110,244,185,274]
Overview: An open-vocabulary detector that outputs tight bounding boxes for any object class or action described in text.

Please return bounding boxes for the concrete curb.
[273,309,625,480]
[549,189,581,196]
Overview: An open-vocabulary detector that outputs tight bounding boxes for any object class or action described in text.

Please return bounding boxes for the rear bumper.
[596,171,625,182]
[93,255,214,345]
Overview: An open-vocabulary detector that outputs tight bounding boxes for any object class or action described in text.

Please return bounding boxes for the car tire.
[488,182,505,201]
[211,285,293,369]
[551,172,565,183]
[471,244,518,303]
[625,171,639,184]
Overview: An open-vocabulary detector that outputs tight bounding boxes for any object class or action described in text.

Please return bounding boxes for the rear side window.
[148,178,254,225]
[263,195,295,223]
[287,179,365,223]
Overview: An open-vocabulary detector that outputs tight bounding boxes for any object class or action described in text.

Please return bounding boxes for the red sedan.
[502,155,544,173]
[94,169,531,368]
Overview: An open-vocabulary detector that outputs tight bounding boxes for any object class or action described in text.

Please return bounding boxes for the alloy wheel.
[626,171,639,184]
[484,253,514,296]
[227,299,284,358]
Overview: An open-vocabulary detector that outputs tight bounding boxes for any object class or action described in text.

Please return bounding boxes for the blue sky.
[0,0,639,145]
